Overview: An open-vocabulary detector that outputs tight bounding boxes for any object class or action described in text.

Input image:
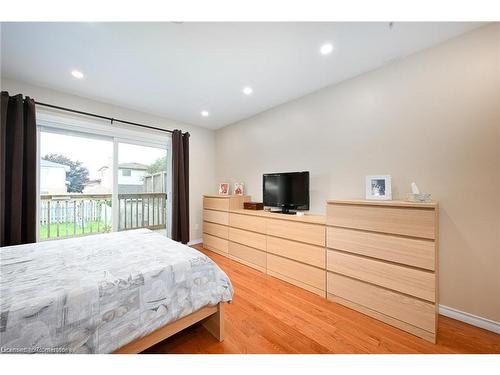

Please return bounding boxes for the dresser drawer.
[327,250,435,302]
[267,236,325,268]
[203,221,229,239]
[266,219,325,246]
[203,233,229,254]
[229,213,266,234]
[203,209,229,226]
[267,253,325,292]
[203,197,229,211]
[328,272,435,333]
[327,203,436,239]
[327,226,435,270]
[229,241,266,270]
[229,227,266,251]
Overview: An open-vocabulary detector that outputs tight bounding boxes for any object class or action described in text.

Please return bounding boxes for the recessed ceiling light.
[71,70,84,79]
[319,43,334,55]
[242,86,253,95]
[201,110,210,117]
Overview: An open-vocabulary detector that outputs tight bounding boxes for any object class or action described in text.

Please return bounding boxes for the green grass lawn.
[40,221,111,240]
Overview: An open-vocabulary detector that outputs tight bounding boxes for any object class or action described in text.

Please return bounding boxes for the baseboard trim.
[188,238,203,246]
[439,305,500,334]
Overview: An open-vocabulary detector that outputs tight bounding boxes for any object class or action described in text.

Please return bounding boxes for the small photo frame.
[366,175,392,200]
[233,182,244,195]
[218,183,230,195]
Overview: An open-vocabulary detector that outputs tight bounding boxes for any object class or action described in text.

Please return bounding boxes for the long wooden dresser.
[326,199,439,343]
[203,195,439,343]
[203,195,327,297]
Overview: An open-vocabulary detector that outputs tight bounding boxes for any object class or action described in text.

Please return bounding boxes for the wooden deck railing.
[40,192,167,240]
[118,193,167,231]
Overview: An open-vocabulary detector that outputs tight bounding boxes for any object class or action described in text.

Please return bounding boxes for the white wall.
[215,24,500,322]
[118,169,146,185]
[1,78,216,241]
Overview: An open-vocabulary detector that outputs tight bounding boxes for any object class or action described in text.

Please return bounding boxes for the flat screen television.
[263,171,309,214]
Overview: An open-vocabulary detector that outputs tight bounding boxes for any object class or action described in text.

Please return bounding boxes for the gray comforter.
[0,229,233,353]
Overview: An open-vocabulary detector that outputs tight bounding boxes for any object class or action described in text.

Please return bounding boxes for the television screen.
[263,171,309,212]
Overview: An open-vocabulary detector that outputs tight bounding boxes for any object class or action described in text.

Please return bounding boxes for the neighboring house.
[82,179,110,194]
[84,162,149,194]
[40,159,70,194]
[117,163,148,193]
[97,164,113,190]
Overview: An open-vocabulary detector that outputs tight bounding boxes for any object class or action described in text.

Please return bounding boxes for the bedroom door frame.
[36,110,172,240]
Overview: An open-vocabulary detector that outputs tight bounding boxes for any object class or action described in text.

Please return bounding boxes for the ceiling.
[1,22,483,129]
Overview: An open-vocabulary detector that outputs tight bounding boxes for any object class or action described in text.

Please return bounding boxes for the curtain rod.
[35,101,187,135]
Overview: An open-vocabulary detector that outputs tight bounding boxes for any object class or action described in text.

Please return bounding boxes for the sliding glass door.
[117,141,168,234]
[37,117,170,241]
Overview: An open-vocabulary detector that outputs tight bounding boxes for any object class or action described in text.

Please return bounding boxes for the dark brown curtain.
[171,129,190,244]
[0,92,37,247]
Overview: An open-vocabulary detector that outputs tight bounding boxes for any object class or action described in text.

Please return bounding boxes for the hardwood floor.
[144,245,500,354]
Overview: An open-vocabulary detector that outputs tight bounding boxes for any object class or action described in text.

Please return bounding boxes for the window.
[37,113,171,241]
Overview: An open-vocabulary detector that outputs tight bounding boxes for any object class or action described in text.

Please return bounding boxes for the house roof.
[40,159,70,172]
[118,162,148,170]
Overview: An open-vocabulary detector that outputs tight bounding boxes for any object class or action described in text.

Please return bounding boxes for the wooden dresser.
[326,199,439,343]
[203,195,327,297]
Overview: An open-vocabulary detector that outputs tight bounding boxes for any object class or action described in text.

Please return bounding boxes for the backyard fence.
[143,171,167,193]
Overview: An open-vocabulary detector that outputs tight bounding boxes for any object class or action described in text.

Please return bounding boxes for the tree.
[147,156,167,175]
[43,154,89,193]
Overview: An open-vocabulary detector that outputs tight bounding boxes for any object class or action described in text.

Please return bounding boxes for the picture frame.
[218,182,230,195]
[365,175,392,200]
[233,182,244,195]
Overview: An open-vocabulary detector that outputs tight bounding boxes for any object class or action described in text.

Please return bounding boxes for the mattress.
[0,229,233,353]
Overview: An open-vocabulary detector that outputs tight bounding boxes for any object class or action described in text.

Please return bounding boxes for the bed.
[0,229,233,353]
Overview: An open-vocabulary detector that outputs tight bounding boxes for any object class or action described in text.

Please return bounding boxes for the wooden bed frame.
[113,302,225,354]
